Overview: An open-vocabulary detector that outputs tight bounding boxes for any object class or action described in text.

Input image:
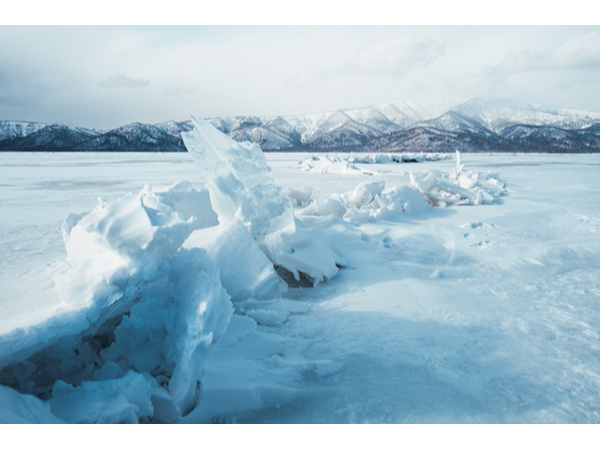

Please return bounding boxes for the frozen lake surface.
[1,151,600,423]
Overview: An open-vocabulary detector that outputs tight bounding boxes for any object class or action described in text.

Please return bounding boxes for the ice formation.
[299,152,452,174]
[342,152,452,164]
[299,156,368,175]
[0,386,63,424]
[409,151,506,207]
[0,180,233,422]
[262,209,345,284]
[287,181,431,223]
[0,118,349,423]
[182,117,346,286]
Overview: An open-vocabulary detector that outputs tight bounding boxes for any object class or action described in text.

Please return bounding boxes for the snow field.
[1,140,599,423]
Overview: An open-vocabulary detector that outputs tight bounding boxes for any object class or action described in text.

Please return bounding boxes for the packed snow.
[1,126,600,423]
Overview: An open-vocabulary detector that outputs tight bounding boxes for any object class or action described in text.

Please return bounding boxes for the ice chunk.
[0,386,62,424]
[368,185,432,221]
[182,117,286,238]
[344,152,452,164]
[299,197,348,218]
[58,181,218,319]
[341,181,385,208]
[183,117,347,287]
[296,181,430,224]
[282,186,314,207]
[0,182,232,422]
[262,210,347,286]
[48,371,154,424]
[207,221,287,301]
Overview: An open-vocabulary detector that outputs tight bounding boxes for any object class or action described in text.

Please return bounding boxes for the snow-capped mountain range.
[2,99,600,153]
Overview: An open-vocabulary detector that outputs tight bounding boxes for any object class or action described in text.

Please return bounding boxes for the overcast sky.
[0,26,599,129]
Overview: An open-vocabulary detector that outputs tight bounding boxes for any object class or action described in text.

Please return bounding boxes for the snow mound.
[183,117,345,286]
[409,151,506,207]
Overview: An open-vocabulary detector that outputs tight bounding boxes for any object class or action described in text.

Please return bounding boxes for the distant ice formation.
[409,151,506,207]
[299,152,452,175]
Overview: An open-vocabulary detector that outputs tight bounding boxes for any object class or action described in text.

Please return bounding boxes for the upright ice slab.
[182,117,286,237]
[182,117,346,286]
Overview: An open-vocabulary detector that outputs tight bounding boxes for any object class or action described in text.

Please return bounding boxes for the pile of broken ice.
[299,155,366,175]
[284,181,431,223]
[0,121,505,423]
[409,151,506,207]
[0,118,346,423]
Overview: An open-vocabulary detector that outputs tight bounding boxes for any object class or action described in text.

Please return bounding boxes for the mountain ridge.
[2,99,600,153]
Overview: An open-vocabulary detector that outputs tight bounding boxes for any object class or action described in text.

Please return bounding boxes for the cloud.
[555,31,600,69]
[99,73,150,88]
[0,68,8,87]
[163,85,197,97]
[2,27,600,127]
[288,35,445,87]
[339,36,445,77]
[0,94,41,107]
[0,68,42,107]
[494,31,600,74]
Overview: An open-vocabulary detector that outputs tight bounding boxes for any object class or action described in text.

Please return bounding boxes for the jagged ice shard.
[182,116,346,286]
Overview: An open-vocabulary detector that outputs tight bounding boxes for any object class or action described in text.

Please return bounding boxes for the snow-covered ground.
[1,147,600,423]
